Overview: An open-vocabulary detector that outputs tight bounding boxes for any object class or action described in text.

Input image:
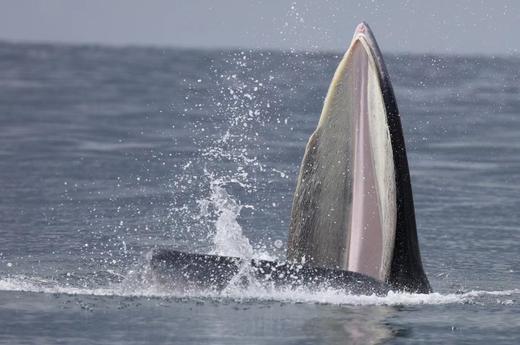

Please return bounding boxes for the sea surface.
[0,41,519,344]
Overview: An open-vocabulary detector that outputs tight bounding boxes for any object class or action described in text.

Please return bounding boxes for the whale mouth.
[288,24,396,282]
[345,37,397,282]
[287,23,430,293]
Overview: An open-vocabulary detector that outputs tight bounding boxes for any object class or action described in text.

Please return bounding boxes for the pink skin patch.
[347,41,384,280]
[355,23,367,34]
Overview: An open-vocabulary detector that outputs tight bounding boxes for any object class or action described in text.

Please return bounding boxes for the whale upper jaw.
[287,22,431,293]
[351,22,379,53]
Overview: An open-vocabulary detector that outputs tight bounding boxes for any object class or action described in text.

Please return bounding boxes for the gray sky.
[1,0,519,55]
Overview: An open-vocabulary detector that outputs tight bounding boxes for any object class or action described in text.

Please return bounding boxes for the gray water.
[0,41,519,344]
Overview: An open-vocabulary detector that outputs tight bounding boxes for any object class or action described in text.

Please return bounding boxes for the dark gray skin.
[367,26,431,294]
[372,28,432,293]
[287,22,431,294]
[150,249,391,296]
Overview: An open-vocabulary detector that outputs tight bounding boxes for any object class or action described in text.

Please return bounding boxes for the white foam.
[1,275,518,306]
[196,171,275,261]
[203,178,254,259]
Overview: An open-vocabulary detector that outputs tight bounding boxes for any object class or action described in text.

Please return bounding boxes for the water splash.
[0,274,518,307]
[165,50,285,261]
[198,174,254,258]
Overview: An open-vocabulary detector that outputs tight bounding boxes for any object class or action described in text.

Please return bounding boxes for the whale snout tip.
[355,22,368,34]
[352,22,375,45]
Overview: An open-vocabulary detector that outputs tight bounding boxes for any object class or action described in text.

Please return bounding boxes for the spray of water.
[165,49,285,263]
[197,174,254,258]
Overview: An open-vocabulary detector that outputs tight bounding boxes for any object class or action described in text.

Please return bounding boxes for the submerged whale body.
[151,249,390,295]
[151,22,431,294]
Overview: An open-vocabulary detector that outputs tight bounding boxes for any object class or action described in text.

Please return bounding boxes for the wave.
[0,275,517,307]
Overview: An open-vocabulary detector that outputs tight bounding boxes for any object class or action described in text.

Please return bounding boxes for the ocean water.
[0,41,519,344]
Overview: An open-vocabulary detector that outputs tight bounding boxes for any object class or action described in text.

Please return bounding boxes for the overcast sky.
[1,0,519,55]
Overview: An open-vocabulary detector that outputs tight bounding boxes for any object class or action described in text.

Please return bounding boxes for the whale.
[287,22,430,293]
[151,22,431,294]
[151,249,390,295]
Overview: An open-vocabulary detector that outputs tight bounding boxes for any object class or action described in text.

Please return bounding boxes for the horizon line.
[0,37,519,59]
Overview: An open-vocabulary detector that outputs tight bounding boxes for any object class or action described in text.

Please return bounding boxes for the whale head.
[287,22,431,293]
